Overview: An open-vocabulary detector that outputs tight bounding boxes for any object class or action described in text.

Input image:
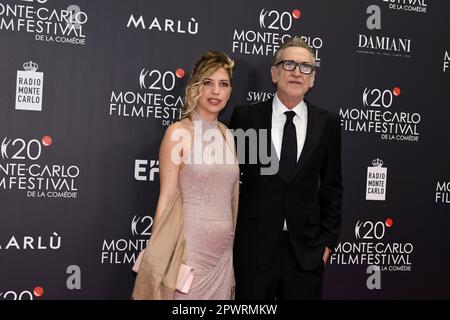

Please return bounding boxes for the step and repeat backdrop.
[0,0,449,300]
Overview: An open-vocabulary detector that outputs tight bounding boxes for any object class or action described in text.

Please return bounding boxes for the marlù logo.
[0,0,88,45]
[16,61,43,111]
[101,214,152,265]
[381,0,428,14]
[126,13,198,35]
[330,218,414,272]
[339,86,421,142]
[231,7,323,65]
[0,135,80,198]
[0,232,61,251]
[366,158,387,201]
[358,5,412,58]
[109,67,185,125]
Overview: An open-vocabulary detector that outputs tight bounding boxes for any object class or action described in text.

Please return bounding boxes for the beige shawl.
[132,122,239,300]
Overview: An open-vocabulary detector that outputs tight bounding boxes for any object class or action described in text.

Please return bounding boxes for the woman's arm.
[152,122,190,225]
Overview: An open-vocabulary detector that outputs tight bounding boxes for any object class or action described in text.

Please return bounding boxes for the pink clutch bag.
[132,250,194,294]
[176,263,194,294]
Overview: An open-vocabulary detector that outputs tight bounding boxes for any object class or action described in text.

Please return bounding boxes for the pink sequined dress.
[173,113,239,300]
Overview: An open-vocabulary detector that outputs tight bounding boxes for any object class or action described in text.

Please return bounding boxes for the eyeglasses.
[275,60,316,74]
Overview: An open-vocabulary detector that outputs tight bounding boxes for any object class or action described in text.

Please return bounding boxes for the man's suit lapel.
[291,102,320,180]
[250,99,322,183]
[251,99,273,161]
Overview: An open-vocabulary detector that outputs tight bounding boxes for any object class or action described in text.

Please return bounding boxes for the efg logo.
[109,67,185,126]
[340,86,421,142]
[381,0,428,14]
[0,135,80,198]
[134,159,159,182]
[101,214,152,265]
[330,217,414,273]
[126,13,198,35]
[232,7,323,64]
[0,0,88,45]
[15,61,44,111]
[0,286,45,300]
[357,5,412,58]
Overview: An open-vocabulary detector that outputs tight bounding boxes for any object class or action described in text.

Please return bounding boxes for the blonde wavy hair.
[181,51,234,119]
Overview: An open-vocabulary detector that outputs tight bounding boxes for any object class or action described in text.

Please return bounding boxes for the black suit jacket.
[229,98,343,271]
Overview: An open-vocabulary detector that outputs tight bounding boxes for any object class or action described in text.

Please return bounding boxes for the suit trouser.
[235,231,324,300]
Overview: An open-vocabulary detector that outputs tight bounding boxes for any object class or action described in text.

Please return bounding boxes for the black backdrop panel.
[0,0,449,299]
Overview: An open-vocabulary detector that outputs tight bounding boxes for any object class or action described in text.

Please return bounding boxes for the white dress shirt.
[271,94,308,230]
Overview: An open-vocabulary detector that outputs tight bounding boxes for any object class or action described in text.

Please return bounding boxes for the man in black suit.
[229,37,343,299]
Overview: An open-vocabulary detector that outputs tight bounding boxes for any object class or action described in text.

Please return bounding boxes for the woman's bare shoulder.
[165,119,192,132]
[162,119,193,143]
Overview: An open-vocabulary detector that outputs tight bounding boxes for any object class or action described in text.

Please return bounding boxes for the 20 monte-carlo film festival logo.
[109,66,185,125]
[0,135,80,199]
[340,86,421,142]
[231,7,323,65]
[330,217,414,274]
[0,0,88,45]
[100,214,152,265]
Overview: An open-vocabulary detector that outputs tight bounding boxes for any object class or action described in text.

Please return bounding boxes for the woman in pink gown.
[132,51,238,300]
[173,109,239,299]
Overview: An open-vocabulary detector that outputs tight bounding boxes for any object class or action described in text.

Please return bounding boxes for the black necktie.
[279,111,297,181]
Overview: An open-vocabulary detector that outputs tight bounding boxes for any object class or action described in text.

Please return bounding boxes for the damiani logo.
[358,5,413,58]
[358,35,411,53]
